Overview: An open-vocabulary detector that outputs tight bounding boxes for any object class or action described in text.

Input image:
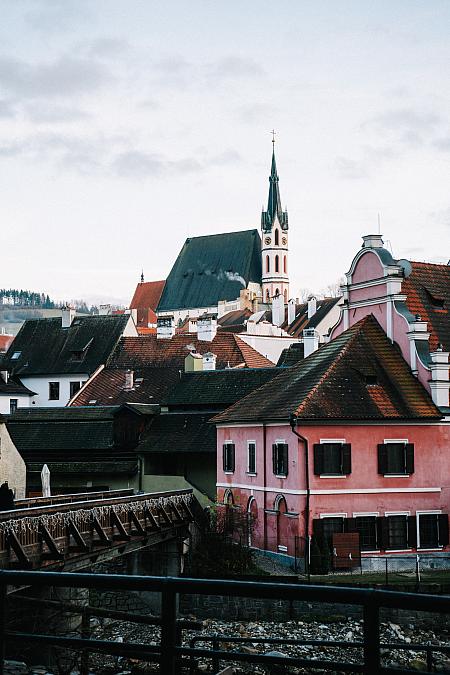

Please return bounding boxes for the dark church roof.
[2,314,130,376]
[157,229,262,312]
[213,315,442,424]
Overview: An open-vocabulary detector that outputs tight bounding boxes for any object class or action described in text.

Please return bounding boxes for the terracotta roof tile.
[130,280,165,326]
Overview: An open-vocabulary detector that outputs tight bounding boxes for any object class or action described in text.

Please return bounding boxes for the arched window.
[266,255,270,273]
[223,488,234,506]
[283,256,287,274]
[275,229,279,246]
[266,289,270,302]
[275,255,279,272]
[284,289,287,302]
[275,288,279,297]
[247,497,258,547]
[275,495,289,553]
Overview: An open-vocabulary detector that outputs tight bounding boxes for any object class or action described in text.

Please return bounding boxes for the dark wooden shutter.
[377,444,388,474]
[222,444,227,472]
[313,444,324,475]
[405,443,415,474]
[344,518,358,533]
[313,519,324,537]
[230,444,235,473]
[380,517,389,550]
[376,517,384,550]
[272,444,278,475]
[341,444,352,475]
[407,515,417,548]
[438,514,449,547]
[282,443,289,476]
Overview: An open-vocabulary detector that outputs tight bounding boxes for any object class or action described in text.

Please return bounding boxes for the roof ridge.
[411,260,450,269]
[294,316,371,415]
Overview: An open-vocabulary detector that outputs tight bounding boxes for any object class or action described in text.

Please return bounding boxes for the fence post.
[160,585,178,675]
[385,558,388,587]
[363,602,380,674]
[80,607,90,675]
[0,582,5,675]
[212,636,220,674]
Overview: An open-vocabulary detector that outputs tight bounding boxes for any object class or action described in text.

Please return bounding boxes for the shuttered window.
[272,443,288,477]
[378,443,414,475]
[418,513,449,549]
[247,442,256,474]
[313,443,351,475]
[222,443,235,473]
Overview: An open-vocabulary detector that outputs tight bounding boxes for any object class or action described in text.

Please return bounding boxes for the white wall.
[20,374,89,407]
[239,334,300,364]
[0,394,33,415]
[0,422,26,499]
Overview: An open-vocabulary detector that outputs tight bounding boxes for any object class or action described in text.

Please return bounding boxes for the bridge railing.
[0,570,448,675]
[13,488,135,510]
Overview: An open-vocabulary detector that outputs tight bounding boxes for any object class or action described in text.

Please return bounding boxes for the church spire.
[261,136,288,232]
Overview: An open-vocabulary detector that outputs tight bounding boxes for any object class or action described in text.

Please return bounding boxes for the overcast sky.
[1,1,449,305]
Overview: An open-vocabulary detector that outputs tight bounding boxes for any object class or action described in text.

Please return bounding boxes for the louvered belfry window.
[222,443,235,473]
[378,443,414,475]
[313,443,351,475]
[272,443,288,477]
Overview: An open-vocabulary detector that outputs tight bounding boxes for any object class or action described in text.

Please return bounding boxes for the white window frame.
[319,512,347,519]
[247,440,257,475]
[274,438,288,478]
[352,512,380,553]
[223,440,235,475]
[384,511,411,552]
[383,438,411,477]
[318,438,348,478]
[416,509,443,551]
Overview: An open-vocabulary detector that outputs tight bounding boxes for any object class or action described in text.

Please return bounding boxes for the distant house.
[214,316,449,560]
[129,278,165,331]
[6,404,157,495]
[2,308,137,407]
[0,372,35,415]
[331,235,449,409]
[0,414,26,499]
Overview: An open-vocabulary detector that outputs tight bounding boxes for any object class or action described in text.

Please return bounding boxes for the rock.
[345,631,353,640]
[410,659,428,671]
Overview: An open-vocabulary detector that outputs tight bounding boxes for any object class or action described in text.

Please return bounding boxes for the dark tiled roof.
[213,315,441,423]
[277,342,305,367]
[71,367,180,406]
[138,412,216,454]
[157,229,262,312]
[2,315,131,376]
[217,309,252,333]
[167,368,280,408]
[403,261,450,352]
[130,280,165,326]
[27,461,136,475]
[281,297,341,338]
[107,334,274,370]
[0,375,35,396]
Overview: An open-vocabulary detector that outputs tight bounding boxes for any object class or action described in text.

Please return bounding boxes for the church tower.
[261,140,289,303]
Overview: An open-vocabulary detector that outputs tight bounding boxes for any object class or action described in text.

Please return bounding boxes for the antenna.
[377,213,381,235]
[271,129,276,146]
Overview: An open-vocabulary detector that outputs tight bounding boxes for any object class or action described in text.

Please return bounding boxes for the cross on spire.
[271,129,276,146]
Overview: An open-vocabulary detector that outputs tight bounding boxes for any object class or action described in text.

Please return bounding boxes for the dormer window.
[11,351,21,360]
[365,374,378,386]
[70,338,93,362]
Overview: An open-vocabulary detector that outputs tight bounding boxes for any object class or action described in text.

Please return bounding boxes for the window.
[275,255,279,272]
[418,513,449,549]
[378,442,414,475]
[247,441,256,474]
[9,399,18,414]
[272,442,288,477]
[48,382,60,400]
[222,442,235,473]
[355,516,378,551]
[275,229,279,246]
[266,256,270,273]
[386,514,409,549]
[320,517,345,546]
[70,381,82,398]
[283,256,287,274]
[11,351,21,360]
[313,442,351,476]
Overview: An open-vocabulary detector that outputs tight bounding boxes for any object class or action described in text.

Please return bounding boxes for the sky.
[1,0,449,306]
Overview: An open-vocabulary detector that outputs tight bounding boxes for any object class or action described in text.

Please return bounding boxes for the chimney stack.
[157,315,175,339]
[99,304,111,316]
[272,294,285,327]
[124,369,134,390]
[307,296,317,319]
[303,328,319,357]
[202,352,217,371]
[287,298,296,325]
[429,347,449,408]
[362,234,384,249]
[61,305,75,328]
[197,314,217,341]
[184,351,203,372]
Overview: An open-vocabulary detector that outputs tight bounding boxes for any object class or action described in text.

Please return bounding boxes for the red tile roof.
[213,315,441,423]
[130,280,165,326]
[403,261,450,352]
[0,334,14,353]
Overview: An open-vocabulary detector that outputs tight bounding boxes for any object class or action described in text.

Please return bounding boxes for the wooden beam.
[158,505,173,527]
[7,530,31,568]
[91,516,112,546]
[67,519,89,552]
[170,503,183,523]
[110,510,131,541]
[180,500,194,520]
[128,511,146,536]
[144,507,161,531]
[39,523,64,560]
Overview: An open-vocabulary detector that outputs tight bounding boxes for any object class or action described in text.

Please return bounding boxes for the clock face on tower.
[264,237,271,245]
[282,236,287,245]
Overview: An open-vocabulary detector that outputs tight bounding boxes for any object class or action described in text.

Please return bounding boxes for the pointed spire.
[261,135,288,232]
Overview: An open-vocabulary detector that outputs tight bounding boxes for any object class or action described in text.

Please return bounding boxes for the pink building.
[214,316,449,561]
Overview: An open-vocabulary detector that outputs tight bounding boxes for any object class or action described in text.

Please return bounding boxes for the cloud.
[24,1,91,34]
[208,149,241,166]
[0,99,16,118]
[335,156,369,180]
[24,102,90,124]
[364,108,442,147]
[207,56,265,81]
[335,145,397,180]
[236,102,278,125]
[80,37,130,59]
[112,150,203,178]
[0,54,114,99]
[433,137,450,153]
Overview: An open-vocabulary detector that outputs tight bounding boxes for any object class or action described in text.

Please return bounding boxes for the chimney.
[307,296,317,319]
[429,347,449,408]
[202,352,217,371]
[0,370,8,383]
[61,305,75,328]
[287,298,296,325]
[124,369,134,390]
[188,318,197,333]
[99,304,111,316]
[184,351,203,372]
[272,293,285,327]
[197,314,217,341]
[303,328,319,357]
[157,315,175,339]
[407,317,429,374]
[362,234,384,249]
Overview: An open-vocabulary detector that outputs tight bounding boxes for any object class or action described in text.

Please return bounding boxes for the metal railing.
[0,569,449,674]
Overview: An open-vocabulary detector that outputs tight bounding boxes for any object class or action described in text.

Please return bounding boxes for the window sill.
[385,549,412,553]
[319,474,347,479]
[224,471,234,475]
[383,474,410,478]
[417,547,443,552]
[277,545,288,552]
[275,475,287,479]
[246,472,257,477]
[361,550,381,554]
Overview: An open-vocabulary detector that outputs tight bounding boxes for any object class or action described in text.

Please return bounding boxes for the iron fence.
[0,569,449,674]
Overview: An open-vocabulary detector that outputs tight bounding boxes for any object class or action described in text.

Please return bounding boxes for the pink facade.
[216,422,450,556]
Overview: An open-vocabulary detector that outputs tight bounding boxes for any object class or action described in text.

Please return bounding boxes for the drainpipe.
[289,414,311,577]
[263,422,267,551]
